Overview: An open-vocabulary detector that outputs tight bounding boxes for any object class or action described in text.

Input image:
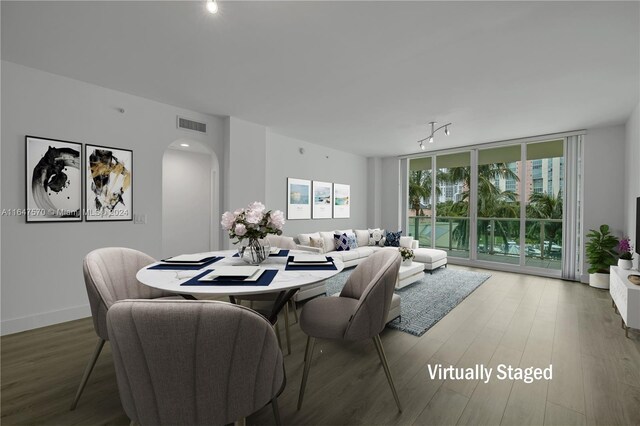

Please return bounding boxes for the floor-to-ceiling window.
[408,157,432,247]
[476,145,521,265]
[524,140,564,270]
[435,152,470,259]
[406,137,573,277]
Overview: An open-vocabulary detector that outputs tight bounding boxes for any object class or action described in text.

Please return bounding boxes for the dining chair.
[70,247,184,410]
[234,234,299,355]
[297,249,402,412]
[107,299,285,426]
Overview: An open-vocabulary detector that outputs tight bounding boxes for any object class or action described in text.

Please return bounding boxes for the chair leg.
[70,338,106,410]
[290,299,299,324]
[297,336,316,410]
[284,304,292,355]
[373,334,402,412]
[272,397,281,425]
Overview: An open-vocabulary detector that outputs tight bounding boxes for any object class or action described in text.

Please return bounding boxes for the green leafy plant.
[585,225,619,274]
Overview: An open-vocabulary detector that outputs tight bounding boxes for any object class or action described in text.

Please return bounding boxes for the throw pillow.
[368,228,386,247]
[319,231,337,252]
[345,232,358,250]
[355,229,370,247]
[309,236,325,253]
[384,230,402,247]
[334,233,351,251]
[297,232,320,247]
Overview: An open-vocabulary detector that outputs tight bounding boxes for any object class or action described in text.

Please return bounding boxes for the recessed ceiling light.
[180,143,190,147]
[206,0,218,14]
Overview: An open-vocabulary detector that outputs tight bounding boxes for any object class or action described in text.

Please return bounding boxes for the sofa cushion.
[298,232,320,246]
[368,228,386,246]
[334,250,359,262]
[354,229,369,247]
[384,230,402,247]
[399,236,414,248]
[353,247,374,258]
[413,248,447,263]
[319,231,337,252]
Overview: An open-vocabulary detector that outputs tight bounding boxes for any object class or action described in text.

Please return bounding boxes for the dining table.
[136,249,345,324]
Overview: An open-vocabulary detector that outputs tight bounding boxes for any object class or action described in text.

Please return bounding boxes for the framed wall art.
[85,144,133,221]
[333,183,350,218]
[287,177,311,220]
[312,180,333,219]
[25,136,82,222]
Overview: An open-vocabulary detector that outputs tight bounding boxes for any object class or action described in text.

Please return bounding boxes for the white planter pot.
[589,272,610,289]
[402,259,412,266]
[618,259,633,270]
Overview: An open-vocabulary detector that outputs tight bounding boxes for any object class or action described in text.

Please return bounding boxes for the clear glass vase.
[237,238,271,265]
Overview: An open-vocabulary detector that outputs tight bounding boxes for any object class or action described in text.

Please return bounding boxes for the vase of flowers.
[617,237,634,270]
[399,247,414,266]
[220,202,285,265]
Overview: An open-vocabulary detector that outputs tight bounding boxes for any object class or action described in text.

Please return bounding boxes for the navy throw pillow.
[384,230,402,247]
[334,233,351,251]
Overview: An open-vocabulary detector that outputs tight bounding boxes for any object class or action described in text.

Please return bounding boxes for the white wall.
[581,124,627,280]
[265,131,369,238]
[379,156,401,232]
[0,61,225,334]
[625,101,640,269]
[162,148,213,258]
[222,117,267,247]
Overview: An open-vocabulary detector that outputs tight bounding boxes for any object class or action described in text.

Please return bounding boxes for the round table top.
[137,250,344,295]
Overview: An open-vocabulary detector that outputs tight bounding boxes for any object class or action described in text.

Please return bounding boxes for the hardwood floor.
[2,266,639,425]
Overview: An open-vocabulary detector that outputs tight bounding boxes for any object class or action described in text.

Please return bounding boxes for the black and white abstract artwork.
[85,144,133,221]
[26,136,82,222]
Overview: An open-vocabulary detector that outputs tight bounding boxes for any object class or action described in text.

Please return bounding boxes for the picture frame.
[25,135,83,222]
[333,183,351,218]
[85,144,133,221]
[287,177,311,220]
[312,180,333,219]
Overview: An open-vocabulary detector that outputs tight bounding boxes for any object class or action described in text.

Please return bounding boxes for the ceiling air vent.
[177,116,207,134]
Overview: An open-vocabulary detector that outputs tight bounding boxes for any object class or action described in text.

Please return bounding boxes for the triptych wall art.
[287,177,350,220]
[25,136,133,223]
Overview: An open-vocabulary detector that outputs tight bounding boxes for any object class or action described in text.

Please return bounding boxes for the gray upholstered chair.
[235,235,299,355]
[107,299,285,426]
[297,250,402,412]
[71,247,183,410]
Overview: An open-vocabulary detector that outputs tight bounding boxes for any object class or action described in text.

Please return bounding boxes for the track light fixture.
[206,0,219,14]
[417,121,452,150]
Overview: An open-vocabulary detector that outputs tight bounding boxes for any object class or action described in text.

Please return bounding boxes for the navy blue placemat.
[232,249,290,258]
[148,257,224,270]
[180,269,278,286]
[285,256,337,271]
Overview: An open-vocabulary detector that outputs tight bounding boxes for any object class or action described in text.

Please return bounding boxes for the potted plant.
[399,247,414,266]
[617,237,634,270]
[585,224,619,289]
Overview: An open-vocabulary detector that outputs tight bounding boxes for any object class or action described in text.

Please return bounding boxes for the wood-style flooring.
[2,266,640,425]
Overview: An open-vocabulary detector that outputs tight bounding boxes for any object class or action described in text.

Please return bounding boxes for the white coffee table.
[397,261,425,289]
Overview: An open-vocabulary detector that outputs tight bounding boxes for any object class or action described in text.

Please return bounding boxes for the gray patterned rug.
[324,267,491,336]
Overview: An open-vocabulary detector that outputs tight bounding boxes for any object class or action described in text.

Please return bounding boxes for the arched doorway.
[162,139,219,257]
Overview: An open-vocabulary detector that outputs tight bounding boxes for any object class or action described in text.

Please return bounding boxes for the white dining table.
[136,249,344,322]
[137,249,344,296]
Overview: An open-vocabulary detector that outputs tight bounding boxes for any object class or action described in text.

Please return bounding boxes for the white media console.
[609,266,640,338]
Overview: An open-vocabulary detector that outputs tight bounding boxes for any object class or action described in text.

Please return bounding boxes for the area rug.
[324,267,491,336]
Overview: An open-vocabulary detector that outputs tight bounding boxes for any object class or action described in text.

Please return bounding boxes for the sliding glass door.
[476,145,521,265]
[406,137,570,276]
[435,153,470,259]
[524,140,564,270]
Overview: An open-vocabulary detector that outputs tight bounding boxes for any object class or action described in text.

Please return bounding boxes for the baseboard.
[1,304,91,336]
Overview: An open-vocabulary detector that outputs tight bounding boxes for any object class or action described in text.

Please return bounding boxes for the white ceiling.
[2,1,639,157]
